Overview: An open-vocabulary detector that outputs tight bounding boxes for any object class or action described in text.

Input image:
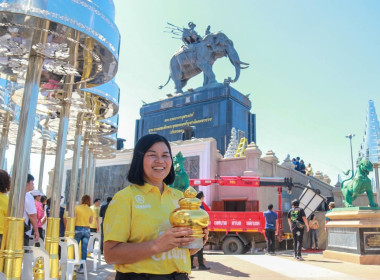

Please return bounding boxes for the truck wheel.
[222,237,244,254]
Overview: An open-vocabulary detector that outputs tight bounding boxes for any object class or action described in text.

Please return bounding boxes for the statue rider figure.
[182,22,202,45]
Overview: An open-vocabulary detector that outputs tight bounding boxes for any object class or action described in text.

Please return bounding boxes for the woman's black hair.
[0,169,10,193]
[310,213,315,220]
[127,134,175,186]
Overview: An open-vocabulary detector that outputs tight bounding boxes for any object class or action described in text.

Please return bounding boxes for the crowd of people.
[262,199,331,259]
[0,170,114,274]
[292,157,313,176]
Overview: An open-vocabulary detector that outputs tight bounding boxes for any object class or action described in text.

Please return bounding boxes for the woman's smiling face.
[143,141,172,187]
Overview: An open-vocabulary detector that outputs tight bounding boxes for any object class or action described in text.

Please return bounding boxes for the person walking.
[288,199,309,261]
[264,203,278,255]
[99,196,112,254]
[30,189,45,241]
[24,174,39,245]
[90,198,101,233]
[103,134,208,280]
[74,194,93,273]
[40,195,48,238]
[308,213,319,249]
[191,191,210,270]
[0,169,10,245]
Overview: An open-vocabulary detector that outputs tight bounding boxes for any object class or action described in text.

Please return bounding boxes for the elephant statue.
[159,32,249,94]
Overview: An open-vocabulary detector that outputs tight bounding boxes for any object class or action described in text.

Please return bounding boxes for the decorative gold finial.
[33,257,45,279]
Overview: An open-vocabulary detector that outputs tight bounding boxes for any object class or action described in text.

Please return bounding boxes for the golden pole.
[45,217,60,279]
[64,217,76,259]
[0,218,25,278]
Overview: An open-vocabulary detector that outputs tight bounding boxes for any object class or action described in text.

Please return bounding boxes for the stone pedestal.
[323,207,380,265]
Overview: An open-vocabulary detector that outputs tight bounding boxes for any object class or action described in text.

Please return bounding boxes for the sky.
[14,0,380,190]
[110,0,380,184]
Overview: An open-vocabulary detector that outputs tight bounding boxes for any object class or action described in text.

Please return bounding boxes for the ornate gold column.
[64,217,76,259]
[0,218,25,278]
[45,218,60,279]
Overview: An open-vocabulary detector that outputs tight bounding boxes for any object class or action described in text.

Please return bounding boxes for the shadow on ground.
[279,252,342,263]
[306,259,342,264]
[189,261,250,279]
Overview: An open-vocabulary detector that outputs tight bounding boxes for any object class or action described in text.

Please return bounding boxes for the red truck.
[190,176,293,254]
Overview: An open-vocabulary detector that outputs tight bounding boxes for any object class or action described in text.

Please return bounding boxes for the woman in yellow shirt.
[0,169,11,245]
[306,163,313,176]
[104,134,208,280]
[74,194,93,273]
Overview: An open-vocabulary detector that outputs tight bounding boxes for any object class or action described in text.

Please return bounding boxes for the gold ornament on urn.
[169,187,209,249]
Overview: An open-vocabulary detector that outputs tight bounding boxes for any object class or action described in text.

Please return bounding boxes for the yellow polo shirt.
[104,183,190,274]
[75,204,93,227]
[90,205,99,229]
[0,192,9,234]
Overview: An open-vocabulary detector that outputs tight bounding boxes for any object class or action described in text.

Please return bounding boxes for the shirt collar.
[140,182,173,194]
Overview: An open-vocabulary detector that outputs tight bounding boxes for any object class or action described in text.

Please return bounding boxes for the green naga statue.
[169,151,190,192]
[341,157,378,207]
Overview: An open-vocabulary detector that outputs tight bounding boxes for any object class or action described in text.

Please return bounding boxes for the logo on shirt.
[134,195,151,209]
[135,195,145,204]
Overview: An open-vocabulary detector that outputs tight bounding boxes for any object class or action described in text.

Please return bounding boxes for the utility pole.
[345,134,355,173]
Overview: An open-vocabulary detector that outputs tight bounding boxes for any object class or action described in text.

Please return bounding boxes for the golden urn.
[33,257,45,280]
[169,187,210,249]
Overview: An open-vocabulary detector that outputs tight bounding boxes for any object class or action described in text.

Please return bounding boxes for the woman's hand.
[153,227,195,254]
[105,227,195,265]
[189,228,209,255]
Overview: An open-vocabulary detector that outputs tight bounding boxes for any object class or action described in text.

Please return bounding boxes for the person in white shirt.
[24,174,39,245]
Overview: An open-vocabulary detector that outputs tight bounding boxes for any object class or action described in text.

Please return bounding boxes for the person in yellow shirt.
[0,169,11,245]
[104,134,208,280]
[90,198,100,232]
[306,163,313,176]
[74,194,93,273]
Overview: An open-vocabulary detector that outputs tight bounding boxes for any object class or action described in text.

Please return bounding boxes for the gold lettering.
[367,234,380,247]
[164,112,195,122]
[148,117,213,133]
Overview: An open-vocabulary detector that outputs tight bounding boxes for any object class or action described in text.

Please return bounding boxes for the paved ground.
[78,250,380,280]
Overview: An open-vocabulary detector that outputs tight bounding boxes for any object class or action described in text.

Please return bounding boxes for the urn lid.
[179,187,202,209]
